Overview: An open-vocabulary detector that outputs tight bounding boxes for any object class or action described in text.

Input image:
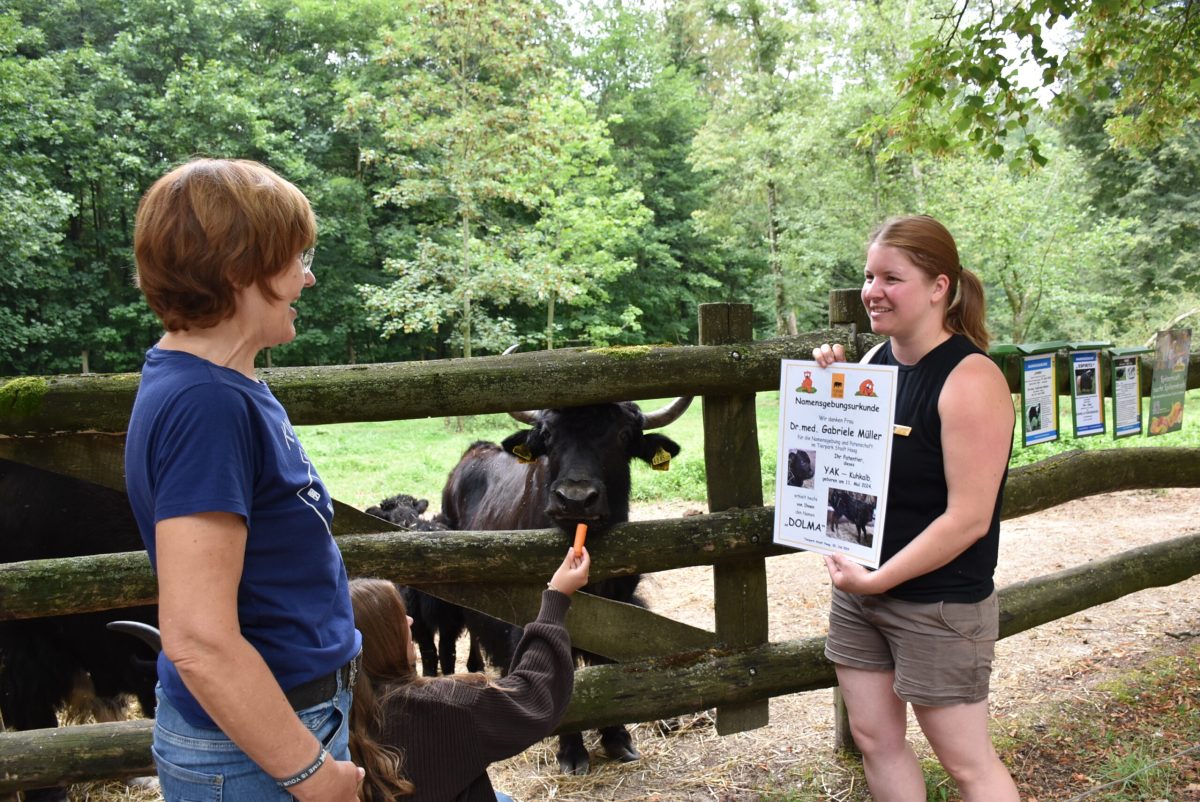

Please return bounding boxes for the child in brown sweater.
[349,548,590,801]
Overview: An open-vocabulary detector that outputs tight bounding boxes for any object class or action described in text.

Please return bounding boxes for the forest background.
[2,0,1199,377]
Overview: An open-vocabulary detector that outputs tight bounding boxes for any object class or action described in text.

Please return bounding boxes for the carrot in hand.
[573,522,588,558]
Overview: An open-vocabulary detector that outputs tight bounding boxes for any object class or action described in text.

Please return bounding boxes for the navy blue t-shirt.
[125,347,360,728]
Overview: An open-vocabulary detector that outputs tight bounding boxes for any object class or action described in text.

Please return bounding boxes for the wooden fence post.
[698,303,770,735]
[828,289,862,754]
[828,288,868,330]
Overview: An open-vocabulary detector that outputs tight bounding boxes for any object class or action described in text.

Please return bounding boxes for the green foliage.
[502,91,653,348]
[924,142,1138,343]
[0,0,418,373]
[879,0,1200,163]
[573,3,733,344]
[352,0,560,357]
[0,0,1191,378]
[0,11,84,374]
[1060,102,1200,336]
[685,0,814,336]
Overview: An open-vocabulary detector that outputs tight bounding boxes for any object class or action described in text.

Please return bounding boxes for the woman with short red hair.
[126,158,363,801]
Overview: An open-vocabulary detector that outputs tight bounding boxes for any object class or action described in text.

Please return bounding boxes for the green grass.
[1001,644,1200,801]
[297,389,1200,512]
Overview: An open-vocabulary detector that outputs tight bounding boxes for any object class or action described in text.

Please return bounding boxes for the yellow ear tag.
[512,444,535,464]
[651,446,671,471]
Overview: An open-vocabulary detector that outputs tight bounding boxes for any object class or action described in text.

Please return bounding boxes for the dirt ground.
[484,487,1200,801]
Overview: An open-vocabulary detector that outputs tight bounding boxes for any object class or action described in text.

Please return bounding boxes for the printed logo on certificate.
[773,359,898,569]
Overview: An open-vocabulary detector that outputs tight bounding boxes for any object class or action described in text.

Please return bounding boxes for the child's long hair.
[868,215,991,352]
[348,578,417,801]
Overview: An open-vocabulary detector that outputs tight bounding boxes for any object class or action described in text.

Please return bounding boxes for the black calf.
[364,494,483,676]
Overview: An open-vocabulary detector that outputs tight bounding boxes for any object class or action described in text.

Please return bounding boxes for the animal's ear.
[501,428,545,463]
[636,433,681,471]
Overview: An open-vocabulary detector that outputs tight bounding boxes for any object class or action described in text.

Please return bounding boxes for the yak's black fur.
[438,403,682,775]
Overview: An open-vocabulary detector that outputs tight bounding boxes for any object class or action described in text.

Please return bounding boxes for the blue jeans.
[495,793,515,802]
[151,678,352,802]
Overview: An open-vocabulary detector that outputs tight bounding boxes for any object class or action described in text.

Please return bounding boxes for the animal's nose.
[551,479,601,514]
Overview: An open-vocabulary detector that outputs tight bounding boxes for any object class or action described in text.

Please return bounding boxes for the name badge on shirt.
[893,424,912,437]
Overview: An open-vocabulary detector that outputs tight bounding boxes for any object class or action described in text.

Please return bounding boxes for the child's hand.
[548,547,590,596]
[812,343,846,367]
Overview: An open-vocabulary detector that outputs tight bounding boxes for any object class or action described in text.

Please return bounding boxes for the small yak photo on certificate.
[773,359,898,569]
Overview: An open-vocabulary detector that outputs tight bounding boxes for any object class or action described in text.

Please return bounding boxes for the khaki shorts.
[824,586,998,707]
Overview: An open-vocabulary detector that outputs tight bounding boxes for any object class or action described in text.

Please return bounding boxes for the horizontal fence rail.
[0,334,845,435]
[4,446,1198,620]
[3,336,1199,436]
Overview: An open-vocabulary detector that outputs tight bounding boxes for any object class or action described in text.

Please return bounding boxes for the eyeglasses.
[300,248,315,276]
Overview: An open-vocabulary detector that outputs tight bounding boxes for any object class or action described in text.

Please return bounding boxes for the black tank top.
[870,334,1008,603]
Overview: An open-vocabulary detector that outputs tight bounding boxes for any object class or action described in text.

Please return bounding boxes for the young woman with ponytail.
[812,215,1019,801]
[348,548,590,802]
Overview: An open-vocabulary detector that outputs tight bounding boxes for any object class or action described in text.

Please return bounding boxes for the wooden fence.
[1,297,1199,794]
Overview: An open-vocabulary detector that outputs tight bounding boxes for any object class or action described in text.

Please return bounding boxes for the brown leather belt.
[284,651,361,711]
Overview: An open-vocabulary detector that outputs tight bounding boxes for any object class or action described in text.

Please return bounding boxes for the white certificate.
[773,359,898,569]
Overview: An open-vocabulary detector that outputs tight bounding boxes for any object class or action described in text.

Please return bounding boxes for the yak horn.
[107,620,162,653]
[642,396,694,429]
[508,409,540,424]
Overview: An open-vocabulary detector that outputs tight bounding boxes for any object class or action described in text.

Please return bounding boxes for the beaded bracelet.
[275,747,328,789]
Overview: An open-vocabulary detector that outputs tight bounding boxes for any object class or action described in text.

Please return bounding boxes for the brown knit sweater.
[377,589,575,802]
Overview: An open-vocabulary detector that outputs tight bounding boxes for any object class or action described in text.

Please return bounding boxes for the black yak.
[438,397,692,775]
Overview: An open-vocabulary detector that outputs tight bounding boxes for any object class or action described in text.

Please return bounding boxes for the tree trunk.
[460,213,472,359]
[867,143,882,219]
[911,158,925,209]
[766,180,787,336]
